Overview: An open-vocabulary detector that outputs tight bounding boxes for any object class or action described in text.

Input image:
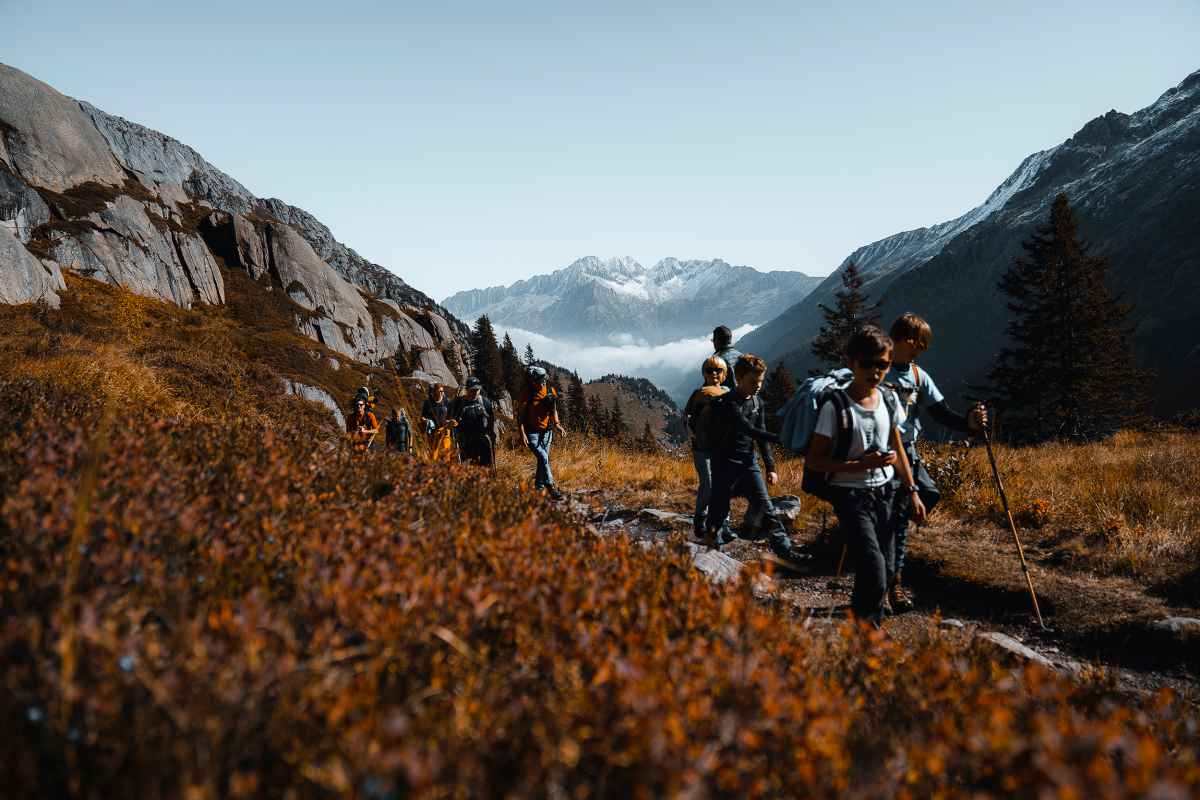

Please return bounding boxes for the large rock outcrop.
[0,62,470,385]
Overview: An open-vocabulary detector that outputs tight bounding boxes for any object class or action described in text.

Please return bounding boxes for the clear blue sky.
[3,1,1197,301]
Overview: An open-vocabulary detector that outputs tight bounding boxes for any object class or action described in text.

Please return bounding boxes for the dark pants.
[459,435,494,468]
[831,485,898,626]
[706,459,794,558]
[891,447,941,575]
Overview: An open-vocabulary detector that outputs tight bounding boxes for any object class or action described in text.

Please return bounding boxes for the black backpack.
[457,397,492,438]
[801,388,896,502]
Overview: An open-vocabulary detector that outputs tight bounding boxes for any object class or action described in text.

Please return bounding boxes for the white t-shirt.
[813,389,905,488]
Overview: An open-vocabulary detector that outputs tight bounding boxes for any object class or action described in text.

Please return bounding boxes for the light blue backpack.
[777,368,854,454]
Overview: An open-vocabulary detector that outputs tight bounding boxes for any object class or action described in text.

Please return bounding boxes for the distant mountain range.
[443,257,821,345]
[739,68,1200,416]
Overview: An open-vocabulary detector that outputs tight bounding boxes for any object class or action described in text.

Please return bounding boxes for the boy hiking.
[683,355,731,539]
[516,366,566,499]
[703,354,810,567]
[804,326,926,627]
[711,325,743,391]
[385,408,411,454]
[421,384,455,462]
[453,376,496,468]
[884,313,987,609]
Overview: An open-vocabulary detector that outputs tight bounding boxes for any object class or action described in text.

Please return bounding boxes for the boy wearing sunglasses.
[804,326,925,627]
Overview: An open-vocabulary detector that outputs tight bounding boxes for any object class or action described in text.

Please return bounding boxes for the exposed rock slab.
[0,64,125,191]
[0,166,50,242]
[284,380,345,429]
[0,224,64,306]
[975,631,1056,669]
[1149,617,1200,640]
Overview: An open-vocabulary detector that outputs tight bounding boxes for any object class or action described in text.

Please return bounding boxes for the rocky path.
[564,492,1200,701]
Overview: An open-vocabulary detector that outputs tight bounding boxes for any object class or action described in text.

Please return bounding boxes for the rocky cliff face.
[443,256,821,345]
[0,63,468,386]
[738,69,1200,416]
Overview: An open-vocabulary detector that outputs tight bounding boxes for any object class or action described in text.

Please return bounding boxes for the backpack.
[457,397,492,438]
[776,370,896,501]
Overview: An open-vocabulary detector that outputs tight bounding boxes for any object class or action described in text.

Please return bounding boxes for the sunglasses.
[858,358,892,371]
[703,367,725,374]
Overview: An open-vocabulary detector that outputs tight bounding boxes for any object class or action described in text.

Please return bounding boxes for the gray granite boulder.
[0,65,126,192]
[284,379,345,429]
[975,631,1056,668]
[0,224,64,306]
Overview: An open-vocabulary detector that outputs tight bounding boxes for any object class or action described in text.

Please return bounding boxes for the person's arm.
[752,401,778,475]
[552,391,566,435]
[684,392,699,434]
[891,425,927,522]
[733,401,780,447]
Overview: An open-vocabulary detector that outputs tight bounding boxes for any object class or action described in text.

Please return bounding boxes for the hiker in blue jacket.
[884,313,986,610]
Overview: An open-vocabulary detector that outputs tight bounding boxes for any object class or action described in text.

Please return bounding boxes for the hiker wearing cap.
[346,398,379,452]
[883,313,987,611]
[421,384,455,462]
[516,366,566,498]
[711,326,743,392]
[684,355,731,539]
[453,377,496,468]
[385,407,412,454]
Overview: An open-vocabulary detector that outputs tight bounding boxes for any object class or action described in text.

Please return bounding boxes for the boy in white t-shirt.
[805,326,926,626]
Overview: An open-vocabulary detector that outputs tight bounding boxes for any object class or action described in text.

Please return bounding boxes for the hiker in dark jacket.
[385,408,412,454]
[684,355,731,539]
[453,377,496,468]
[704,354,810,567]
[421,383,455,462]
[711,325,743,392]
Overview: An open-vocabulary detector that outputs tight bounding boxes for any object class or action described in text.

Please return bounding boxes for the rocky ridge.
[738,68,1200,415]
[0,63,468,386]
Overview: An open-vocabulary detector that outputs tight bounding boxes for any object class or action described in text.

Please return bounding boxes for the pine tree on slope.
[499,333,523,402]
[568,373,589,434]
[811,261,882,370]
[761,361,797,433]
[470,315,504,398]
[989,193,1150,442]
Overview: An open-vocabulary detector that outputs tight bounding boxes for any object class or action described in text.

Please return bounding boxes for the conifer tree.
[587,394,608,438]
[760,361,797,433]
[469,315,504,398]
[989,193,1150,442]
[499,333,523,401]
[811,261,882,370]
[523,344,536,366]
[568,373,589,434]
[637,421,660,453]
[609,396,628,439]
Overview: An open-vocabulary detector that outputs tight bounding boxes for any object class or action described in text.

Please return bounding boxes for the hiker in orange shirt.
[515,366,566,499]
[346,398,379,452]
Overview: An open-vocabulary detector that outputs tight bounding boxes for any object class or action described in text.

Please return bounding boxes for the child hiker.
[684,355,731,539]
[884,313,986,610]
[804,326,926,627]
[703,354,810,567]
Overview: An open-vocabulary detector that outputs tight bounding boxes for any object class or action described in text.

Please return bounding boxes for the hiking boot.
[702,529,721,551]
[547,486,565,501]
[762,549,814,574]
[889,574,914,612]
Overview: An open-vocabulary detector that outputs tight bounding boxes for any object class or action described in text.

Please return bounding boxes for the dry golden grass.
[929,431,1200,586]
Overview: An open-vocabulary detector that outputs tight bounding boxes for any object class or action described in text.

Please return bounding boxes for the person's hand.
[555,422,566,438]
[448,419,458,428]
[861,451,897,469]
[766,471,779,486]
[968,403,988,432]
[910,493,928,523]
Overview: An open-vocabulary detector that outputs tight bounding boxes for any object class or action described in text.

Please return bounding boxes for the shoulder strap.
[912,363,921,385]
[829,389,854,461]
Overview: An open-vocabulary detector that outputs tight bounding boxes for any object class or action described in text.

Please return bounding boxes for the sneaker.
[889,577,914,612]
[547,486,565,501]
[761,550,814,574]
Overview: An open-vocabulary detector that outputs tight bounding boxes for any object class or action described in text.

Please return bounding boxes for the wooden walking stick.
[981,416,1047,630]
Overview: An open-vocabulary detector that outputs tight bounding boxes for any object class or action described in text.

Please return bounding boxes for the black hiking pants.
[890,446,941,576]
[831,485,898,626]
[706,459,794,558]
[459,435,494,468]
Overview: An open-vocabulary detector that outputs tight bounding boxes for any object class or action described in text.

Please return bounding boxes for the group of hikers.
[342,366,566,497]
[344,312,984,628]
[684,318,986,627]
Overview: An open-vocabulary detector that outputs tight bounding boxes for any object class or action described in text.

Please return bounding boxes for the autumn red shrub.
[1,381,1197,798]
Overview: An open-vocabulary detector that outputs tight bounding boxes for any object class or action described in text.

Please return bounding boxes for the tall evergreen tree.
[760,361,797,433]
[637,421,660,453]
[470,315,504,398]
[989,193,1150,442]
[587,394,608,438]
[499,333,523,401]
[810,261,882,370]
[523,344,536,366]
[609,396,628,439]
[568,373,589,434]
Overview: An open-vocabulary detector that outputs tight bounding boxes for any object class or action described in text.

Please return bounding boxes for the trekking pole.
[980,414,1046,630]
[835,543,848,578]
